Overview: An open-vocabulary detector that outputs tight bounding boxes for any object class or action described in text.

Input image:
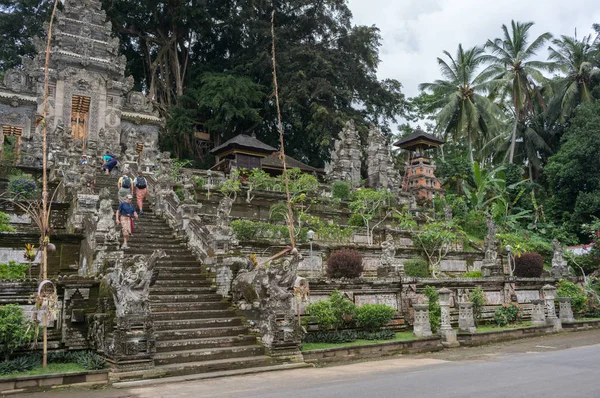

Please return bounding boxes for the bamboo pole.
[41,0,60,368]
[270,10,295,249]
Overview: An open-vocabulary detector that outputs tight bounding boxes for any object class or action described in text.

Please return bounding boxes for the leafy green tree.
[547,34,600,123]
[0,304,37,361]
[419,45,501,162]
[484,21,554,164]
[349,188,393,245]
[0,0,53,72]
[544,100,600,237]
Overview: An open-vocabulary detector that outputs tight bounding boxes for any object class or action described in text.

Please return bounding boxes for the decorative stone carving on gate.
[481,217,503,277]
[551,239,569,278]
[325,120,362,187]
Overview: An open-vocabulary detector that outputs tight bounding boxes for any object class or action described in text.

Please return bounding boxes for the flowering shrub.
[493,303,522,327]
[8,173,37,200]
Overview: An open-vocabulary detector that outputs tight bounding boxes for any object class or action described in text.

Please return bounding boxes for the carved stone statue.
[551,239,569,278]
[444,204,453,222]
[181,170,196,204]
[380,233,396,267]
[232,248,305,349]
[104,250,166,317]
[481,217,502,277]
[96,188,119,244]
[216,196,234,233]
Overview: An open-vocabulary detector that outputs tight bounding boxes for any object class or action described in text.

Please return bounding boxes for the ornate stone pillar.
[458,302,476,334]
[438,288,459,347]
[412,304,432,338]
[542,284,562,331]
[530,299,546,326]
[558,297,574,323]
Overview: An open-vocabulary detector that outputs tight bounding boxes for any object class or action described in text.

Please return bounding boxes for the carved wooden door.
[71,95,91,144]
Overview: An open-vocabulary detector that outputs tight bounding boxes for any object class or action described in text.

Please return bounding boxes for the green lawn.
[301,332,417,351]
[573,318,600,322]
[475,322,532,333]
[0,363,87,379]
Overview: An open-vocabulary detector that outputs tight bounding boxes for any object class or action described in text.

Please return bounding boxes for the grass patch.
[0,363,87,379]
[475,322,532,333]
[573,318,600,322]
[302,332,417,351]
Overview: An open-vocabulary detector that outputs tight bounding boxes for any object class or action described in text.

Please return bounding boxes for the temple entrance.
[71,95,91,145]
[0,125,23,162]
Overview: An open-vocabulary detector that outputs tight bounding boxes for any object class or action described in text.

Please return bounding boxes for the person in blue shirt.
[102,151,118,174]
[115,194,138,249]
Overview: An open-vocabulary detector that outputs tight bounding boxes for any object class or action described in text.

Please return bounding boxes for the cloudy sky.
[347,0,600,98]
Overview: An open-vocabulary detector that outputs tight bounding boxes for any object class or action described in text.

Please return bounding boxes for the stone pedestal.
[458,302,476,334]
[530,299,546,326]
[542,284,562,331]
[558,297,574,323]
[438,288,459,347]
[412,304,432,338]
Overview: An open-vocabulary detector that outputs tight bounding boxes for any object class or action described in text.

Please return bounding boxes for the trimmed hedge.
[326,249,364,278]
[513,252,544,277]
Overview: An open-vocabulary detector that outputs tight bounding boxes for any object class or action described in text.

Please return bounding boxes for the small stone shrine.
[481,218,503,277]
[0,0,162,166]
[551,239,569,278]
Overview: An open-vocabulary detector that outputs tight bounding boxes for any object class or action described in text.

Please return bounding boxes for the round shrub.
[404,258,429,277]
[557,279,587,313]
[355,304,396,332]
[326,249,364,278]
[513,252,544,278]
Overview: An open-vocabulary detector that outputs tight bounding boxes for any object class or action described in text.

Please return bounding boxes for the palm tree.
[419,44,500,162]
[484,21,554,164]
[546,34,600,122]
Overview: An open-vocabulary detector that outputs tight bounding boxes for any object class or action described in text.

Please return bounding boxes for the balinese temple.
[0,0,162,166]
[210,134,322,177]
[394,128,445,201]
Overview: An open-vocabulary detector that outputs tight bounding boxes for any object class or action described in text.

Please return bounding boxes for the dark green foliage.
[556,279,587,314]
[545,101,600,238]
[568,254,600,276]
[269,203,287,222]
[0,261,29,280]
[305,290,356,331]
[302,329,395,344]
[513,252,545,277]
[0,0,54,71]
[0,212,15,232]
[460,210,488,240]
[493,303,522,326]
[355,304,396,332]
[403,259,429,278]
[469,287,487,326]
[326,249,364,279]
[0,353,41,375]
[347,213,365,227]
[423,286,441,334]
[331,181,352,201]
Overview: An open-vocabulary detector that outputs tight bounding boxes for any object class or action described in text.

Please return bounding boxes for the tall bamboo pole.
[270,10,295,249]
[41,0,60,368]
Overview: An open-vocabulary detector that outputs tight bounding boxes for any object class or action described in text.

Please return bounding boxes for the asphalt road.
[21,330,600,398]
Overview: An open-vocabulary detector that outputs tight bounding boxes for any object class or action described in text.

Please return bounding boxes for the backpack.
[121,176,131,188]
[136,177,147,189]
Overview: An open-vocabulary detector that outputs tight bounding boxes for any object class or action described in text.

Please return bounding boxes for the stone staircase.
[93,174,278,378]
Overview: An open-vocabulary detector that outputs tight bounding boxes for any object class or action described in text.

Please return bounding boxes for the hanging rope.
[271,9,296,249]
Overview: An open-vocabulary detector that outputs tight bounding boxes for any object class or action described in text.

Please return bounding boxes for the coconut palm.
[484,21,554,164]
[546,34,600,122]
[419,44,501,162]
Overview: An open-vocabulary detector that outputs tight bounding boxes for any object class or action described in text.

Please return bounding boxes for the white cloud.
[347,0,600,99]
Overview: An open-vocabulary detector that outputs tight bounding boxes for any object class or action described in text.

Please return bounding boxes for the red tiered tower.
[394,128,445,201]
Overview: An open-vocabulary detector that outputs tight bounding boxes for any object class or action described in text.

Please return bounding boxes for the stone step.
[155,335,257,353]
[152,309,235,321]
[155,267,203,274]
[154,345,265,366]
[150,287,216,295]
[155,274,208,281]
[152,356,275,378]
[150,293,223,303]
[154,317,242,331]
[128,238,184,245]
[151,301,230,312]
[124,248,192,255]
[155,325,249,340]
[127,243,187,250]
[153,280,212,287]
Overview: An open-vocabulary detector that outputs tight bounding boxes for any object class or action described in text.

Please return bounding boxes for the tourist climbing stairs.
[93,174,279,378]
